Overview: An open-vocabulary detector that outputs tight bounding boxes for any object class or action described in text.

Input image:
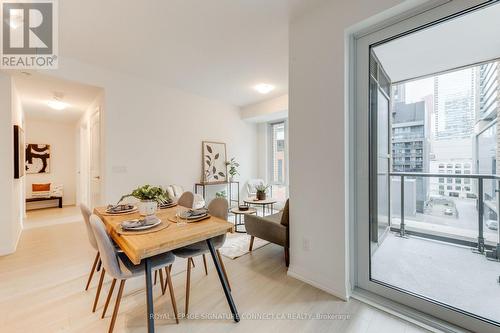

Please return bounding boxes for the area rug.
[219,232,269,259]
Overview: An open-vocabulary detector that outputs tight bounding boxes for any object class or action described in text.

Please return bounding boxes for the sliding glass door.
[353,1,500,332]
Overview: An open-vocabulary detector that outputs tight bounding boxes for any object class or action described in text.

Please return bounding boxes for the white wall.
[47,58,258,205]
[288,0,405,299]
[241,94,288,122]
[25,119,77,206]
[0,73,24,255]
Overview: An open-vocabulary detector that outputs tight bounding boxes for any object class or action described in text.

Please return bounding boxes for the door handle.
[94,176,101,180]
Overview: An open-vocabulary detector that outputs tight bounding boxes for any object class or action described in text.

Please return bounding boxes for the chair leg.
[154,270,158,285]
[249,236,255,252]
[159,269,166,296]
[108,280,125,333]
[92,268,106,312]
[202,254,208,275]
[85,252,100,291]
[185,258,192,315]
[97,258,102,272]
[216,250,231,291]
[189,257,195,268]
[284,247,290,267]
[165,265,179,324]
[102,278,117,318]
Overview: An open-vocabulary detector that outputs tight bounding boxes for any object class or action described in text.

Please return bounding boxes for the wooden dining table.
[94,205,239,332]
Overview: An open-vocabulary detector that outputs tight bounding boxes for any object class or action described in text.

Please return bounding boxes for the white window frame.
[350,1,499,332]
[268,119,289,197]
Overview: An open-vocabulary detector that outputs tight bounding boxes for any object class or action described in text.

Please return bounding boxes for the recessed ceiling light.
[47,100,69,110]
[254,83,275,94]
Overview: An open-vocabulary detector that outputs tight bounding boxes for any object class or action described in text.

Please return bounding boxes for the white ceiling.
[373,3,500,83]
[58,0,310,107]
[13,72,102,123]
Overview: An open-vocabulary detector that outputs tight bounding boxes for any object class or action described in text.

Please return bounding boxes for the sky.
[403,77,434,103]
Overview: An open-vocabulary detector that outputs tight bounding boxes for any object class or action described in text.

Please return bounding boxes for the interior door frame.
[351,1,500,332]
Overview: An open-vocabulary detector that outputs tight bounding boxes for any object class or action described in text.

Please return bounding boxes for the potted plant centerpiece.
[119,185,169,217]
[255,184,270,200]
[225,157,240,181]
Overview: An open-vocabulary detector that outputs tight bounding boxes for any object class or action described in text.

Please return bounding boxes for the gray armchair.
[245,199,289,266]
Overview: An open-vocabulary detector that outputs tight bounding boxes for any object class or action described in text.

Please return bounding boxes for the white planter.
[138,200,158,217]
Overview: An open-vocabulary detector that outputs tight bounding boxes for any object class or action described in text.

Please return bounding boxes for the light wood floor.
[0,220,430,332]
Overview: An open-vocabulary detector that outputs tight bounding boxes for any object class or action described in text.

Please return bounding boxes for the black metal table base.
[143,240,240,332]
[206,238,240,322]
[145,258,155,332]
[234,214,247,233]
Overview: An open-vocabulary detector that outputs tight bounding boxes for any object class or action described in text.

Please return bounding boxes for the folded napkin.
[188,208,208,217]
[107,204,134,212]
[121,216,159,229]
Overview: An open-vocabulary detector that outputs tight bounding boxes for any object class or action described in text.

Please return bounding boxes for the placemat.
[167,214,211,223]
[116,220,170,235]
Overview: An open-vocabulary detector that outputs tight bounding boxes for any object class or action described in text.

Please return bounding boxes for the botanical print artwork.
[202,141,227,183]
[26,144,51,174]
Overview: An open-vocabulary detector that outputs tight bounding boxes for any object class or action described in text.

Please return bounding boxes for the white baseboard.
[287,265,348,301]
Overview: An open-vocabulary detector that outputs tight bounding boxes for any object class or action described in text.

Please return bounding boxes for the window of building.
[456,179,461,184]
[439,164,445,168]
[447,185,453,190]
[456,186,461,191]
[447,178,453,183]
[439,178,444,183]
[447,164,453,168]
[269,121,287,202]
[464,178,471,184]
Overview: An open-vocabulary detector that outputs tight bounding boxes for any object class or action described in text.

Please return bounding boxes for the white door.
[353,1,499,332]
[90,109,101,208]
[78,123,89,206]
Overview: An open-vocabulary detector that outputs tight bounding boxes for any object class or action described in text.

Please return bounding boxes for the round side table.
[243,198,277,216]
[230,207,257,233]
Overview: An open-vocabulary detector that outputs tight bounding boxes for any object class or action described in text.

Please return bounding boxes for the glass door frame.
[352,1,500,332]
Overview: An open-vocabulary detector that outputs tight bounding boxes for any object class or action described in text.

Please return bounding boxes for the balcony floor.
[372,232,500,323]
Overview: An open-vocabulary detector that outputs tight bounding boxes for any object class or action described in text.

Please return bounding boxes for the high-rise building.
[434,68,476,140]
[474,61,500,221]
[392,101,427,172]
[392,101,429,212]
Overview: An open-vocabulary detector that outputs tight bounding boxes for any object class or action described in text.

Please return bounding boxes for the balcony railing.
[389,172,500,257]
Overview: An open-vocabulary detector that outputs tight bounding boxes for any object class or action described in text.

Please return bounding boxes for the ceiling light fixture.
[47,100,69,110]
[47,92,68,110]
[254,83,275,94]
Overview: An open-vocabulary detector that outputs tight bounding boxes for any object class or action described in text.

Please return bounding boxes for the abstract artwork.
[26,144,51,174]
[202,141,227,183]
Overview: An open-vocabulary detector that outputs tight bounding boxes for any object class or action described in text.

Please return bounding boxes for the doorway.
[14,72,104,228]
[353,1,500,332]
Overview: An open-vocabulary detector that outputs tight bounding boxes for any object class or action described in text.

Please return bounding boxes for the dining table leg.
[145,258,155,333]
[206,238,240,322]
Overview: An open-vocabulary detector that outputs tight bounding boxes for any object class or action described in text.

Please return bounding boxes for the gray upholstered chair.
[81,204,110,314]
[177,191,195,208]
[81,204,101,291]
[245,199,289,266]
[172,198,230,314]
[90,215,179,332]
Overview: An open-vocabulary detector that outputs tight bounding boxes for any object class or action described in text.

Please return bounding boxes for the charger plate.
[116,220,170,235]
